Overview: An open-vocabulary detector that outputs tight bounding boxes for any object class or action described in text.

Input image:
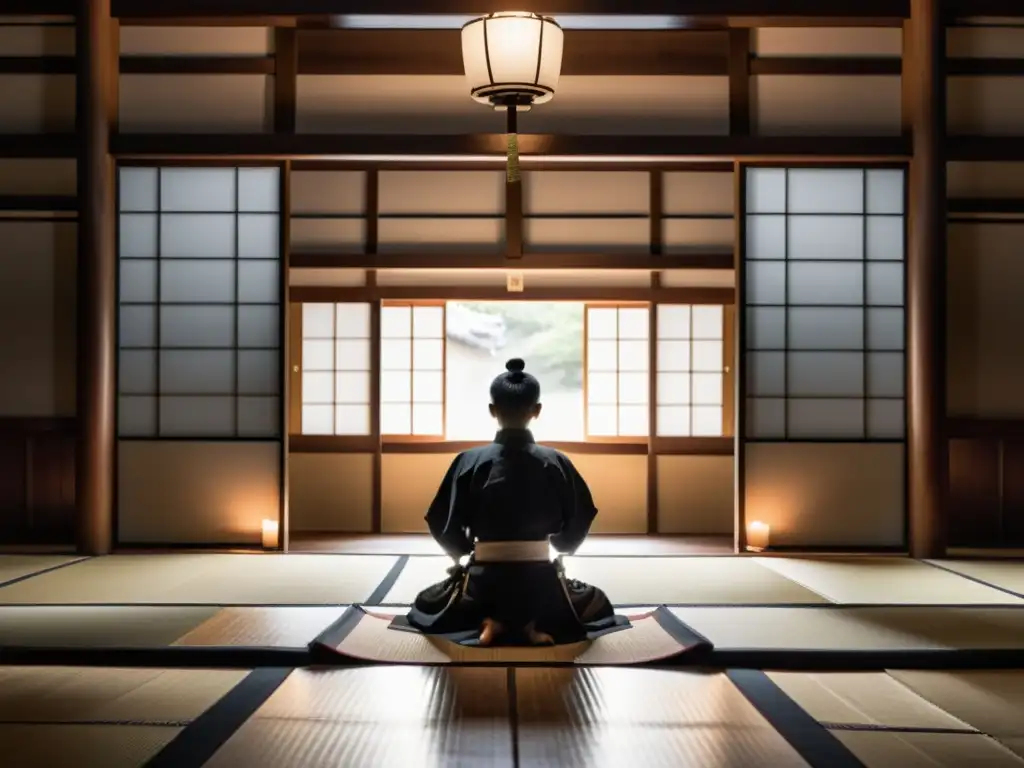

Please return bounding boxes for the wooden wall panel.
[752,75,902,135]
[119,26,272,55]
[1003,439,1024,545]
[947,423,1024,549]
[743,443,906,547]
[947,223,1024,418]
[118,75,271,133]
[0,221,77,418]
[753,27,903,57]
[117,441,280,545]
[0,419,75,545]
[296,75,729,136]
[948,77,1024,136]
[0,159,76,196]
[0,74,75,133]
[948,437,1002,546]
[0,23,74,56]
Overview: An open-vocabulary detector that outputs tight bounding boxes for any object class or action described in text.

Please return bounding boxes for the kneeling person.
[405,358,622,646]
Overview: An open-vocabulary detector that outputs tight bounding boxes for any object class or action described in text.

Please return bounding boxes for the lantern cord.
[506,106,520,184]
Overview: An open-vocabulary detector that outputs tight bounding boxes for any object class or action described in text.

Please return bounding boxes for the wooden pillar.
[76,0,116,555]
[906,0,948,558]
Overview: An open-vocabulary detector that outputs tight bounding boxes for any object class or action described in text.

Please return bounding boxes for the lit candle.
[261,519,280,550]
[746,521,770,552]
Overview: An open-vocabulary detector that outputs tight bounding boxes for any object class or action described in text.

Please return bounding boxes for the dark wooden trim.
[273,28,297,135]
[505,171,524,260]
[292,159,739,173]
[0,0,74,11]
[298,29,728,77]
[948,417,1024,441]
[652,437,735,456]
[290,285,735,304]
[750,57,901,75]
[0,56,76,74]
[948,198,1024,215]
[110,133,914,160]
[289,435,376,453]
[290,252,735,271]
[728,29,751,137]
[381,441,649,455]
[901,20,914,137]
[0,195,77,212]
[278,160,291,552]
[947,58,1024,77]
[366,174,382,534]
[109,0,910,18]
[119,56,275,74]
[946,0,1024,17]
[0,417,76,434]
[0,135,77,159]
[948,137,1024,162]
[289,435,670,456]
[364,170,379,255]
[649,172,664,256]
[906,0,947,559]
[647,276,660,534]
[734,159,747,554]
[76,0,117,556]
[117,16,297,26]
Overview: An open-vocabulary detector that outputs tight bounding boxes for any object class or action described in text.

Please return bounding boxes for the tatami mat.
[834,731,1024,767]
[0,554,398,605]
[384,555,828,606]
[319,608,697,665]
[766,672,974,731]
[0,666,247,722]
[516,667,809,767]
[381,556,450,604]
[174,607,344,648]
[205,667,513,767]
[560,556,828,605]
[0,606,217,647]
[0,555,83,587]
[928,560,1024,598]
[0,723,182,768]
[755,557,1022,604]
[672,606,1024,651]
[888,671,1024,742]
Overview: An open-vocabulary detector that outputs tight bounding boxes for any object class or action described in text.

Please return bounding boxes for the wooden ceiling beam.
[111,133,912,160]
[290,252,735,270]
[298,29,728,77]
[107,0,908,19]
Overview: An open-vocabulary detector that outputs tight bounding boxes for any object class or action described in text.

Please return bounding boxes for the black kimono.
[402,428,624,645]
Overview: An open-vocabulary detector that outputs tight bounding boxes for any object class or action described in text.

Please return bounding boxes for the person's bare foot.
[479,618,503,646]
[525,622,554,646]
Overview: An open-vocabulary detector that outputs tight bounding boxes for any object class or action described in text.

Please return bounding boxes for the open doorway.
[287,298,735,554]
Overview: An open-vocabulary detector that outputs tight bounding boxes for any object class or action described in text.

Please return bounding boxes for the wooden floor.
[288,533,734,556]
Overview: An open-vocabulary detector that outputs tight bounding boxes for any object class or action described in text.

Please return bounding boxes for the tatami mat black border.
[143,667,292,768]
[651,606,714,653]
[713,647,1024,671]
[507,668,521,768]
[820,722,980,735]
[923,560,1024,600]
[364,555,409,605]
[0,557,91,589]
[310,604,362,652]
[727,669,866,768]
[0,645,309,668]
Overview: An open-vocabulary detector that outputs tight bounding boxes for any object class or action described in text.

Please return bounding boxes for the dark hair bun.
[505,358,526,373]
